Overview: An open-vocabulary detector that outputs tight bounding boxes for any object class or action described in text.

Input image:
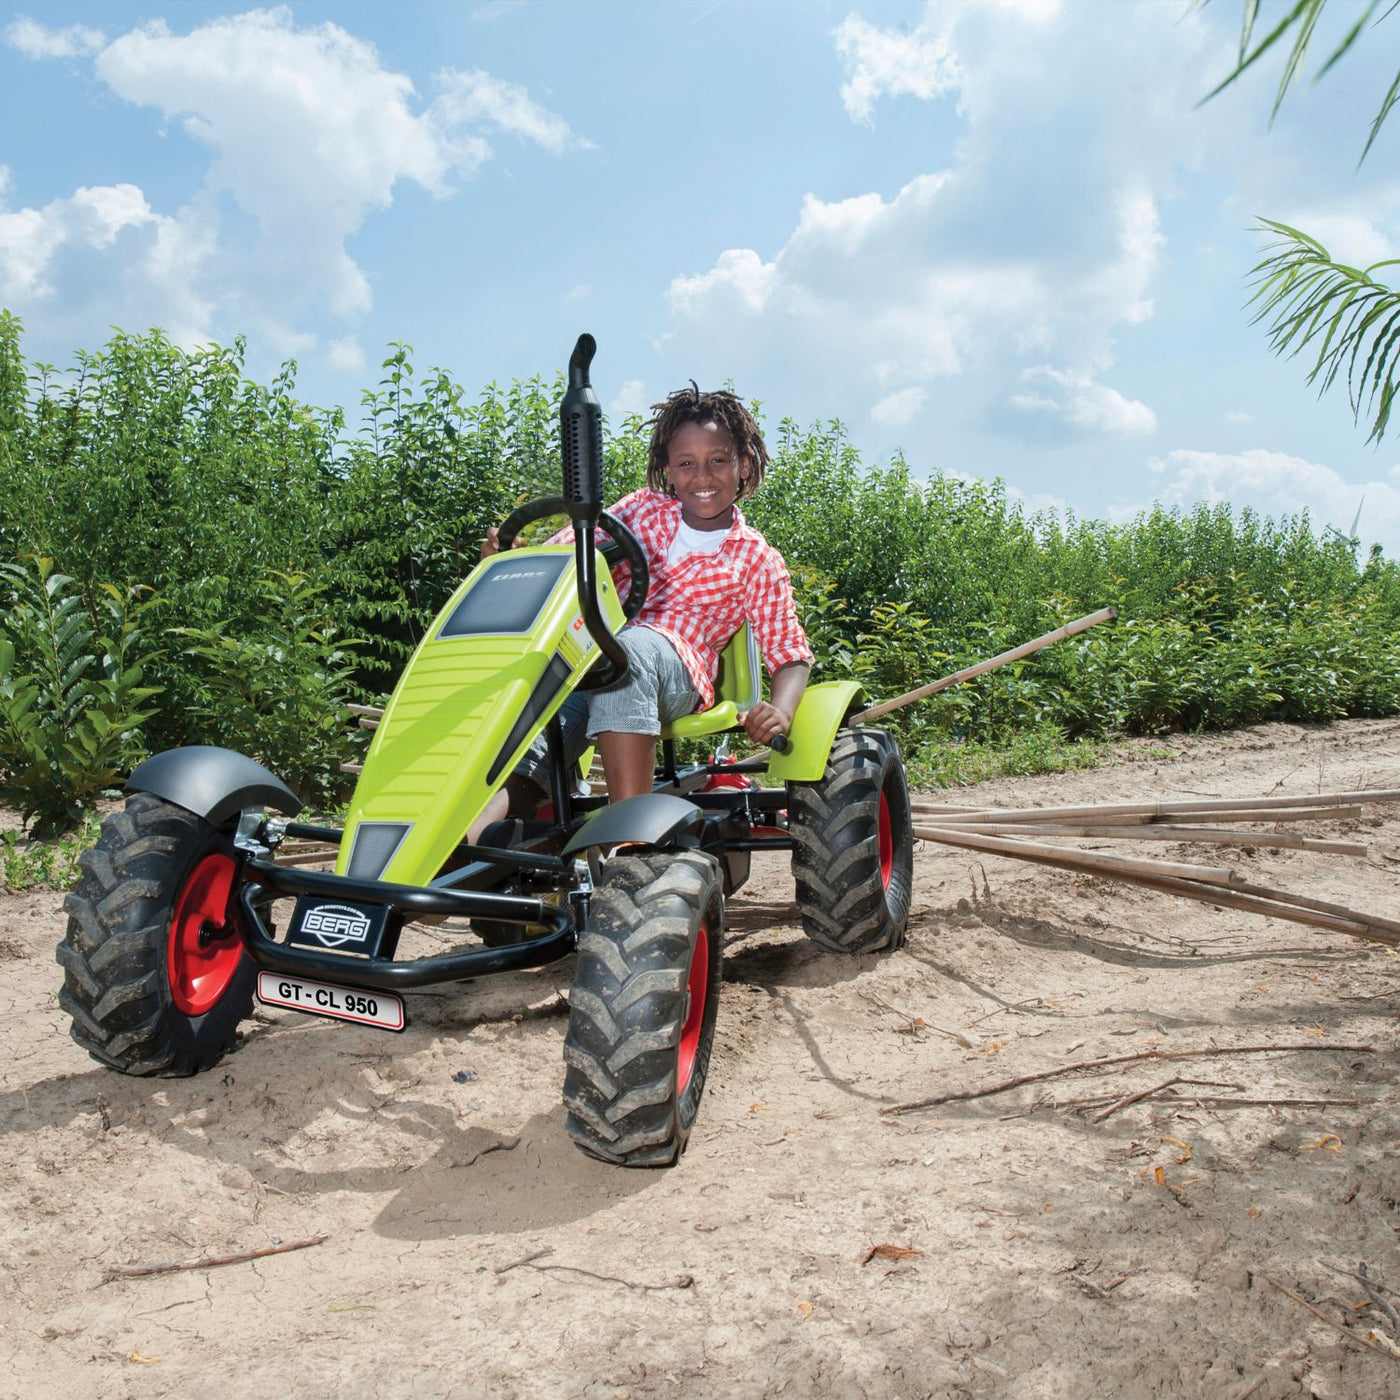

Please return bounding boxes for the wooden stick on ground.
[912,823,1247,888]
[909,790,1400,823]
[106,1234,329,1279]
[1086,867,1400,948]
[1264,1275,1400,1362]
[880,1043,1374,1115]
[912,823,1400,947]
[910,804,1366,827]
[922,821,1368,858]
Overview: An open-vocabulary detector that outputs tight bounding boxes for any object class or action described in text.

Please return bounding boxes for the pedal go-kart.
[56,336,915,1166]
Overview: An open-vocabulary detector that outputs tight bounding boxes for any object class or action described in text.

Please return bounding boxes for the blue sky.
[3,1,1400,551]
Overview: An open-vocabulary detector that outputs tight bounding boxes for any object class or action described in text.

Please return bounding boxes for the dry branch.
[880,1042,1374,1115]
[106,1234,329,1279]
[1265,1275,1400,1362]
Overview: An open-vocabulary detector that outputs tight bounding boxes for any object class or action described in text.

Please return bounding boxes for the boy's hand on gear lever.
[739,702,792,747]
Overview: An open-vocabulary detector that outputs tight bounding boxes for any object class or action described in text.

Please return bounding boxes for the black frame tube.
[238,859,575,989]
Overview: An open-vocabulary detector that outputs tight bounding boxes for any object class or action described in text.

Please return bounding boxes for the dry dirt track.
[3,718,1400,1399]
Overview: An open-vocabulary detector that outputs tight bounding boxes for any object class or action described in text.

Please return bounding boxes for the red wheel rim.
[878,789,894,890]
[167,853,243,1016]
[677,921,710,1098]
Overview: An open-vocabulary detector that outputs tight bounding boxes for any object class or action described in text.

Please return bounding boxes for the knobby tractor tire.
[563,850,724,1167]
[788,726,914,954]
[56,793,256,1076]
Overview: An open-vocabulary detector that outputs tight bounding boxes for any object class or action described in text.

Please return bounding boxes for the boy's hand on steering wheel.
[481,526,526,559]
[739,702,792,747]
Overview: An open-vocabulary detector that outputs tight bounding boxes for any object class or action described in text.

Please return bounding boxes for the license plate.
[256,971,405,1032]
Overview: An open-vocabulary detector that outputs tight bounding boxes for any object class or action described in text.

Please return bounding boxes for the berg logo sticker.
[301,904,373,948]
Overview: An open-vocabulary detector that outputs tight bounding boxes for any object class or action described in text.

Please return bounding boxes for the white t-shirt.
[665,518,731,566]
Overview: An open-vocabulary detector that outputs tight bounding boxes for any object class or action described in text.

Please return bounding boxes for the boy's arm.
[739,660,809,745]
[740,548,813,744]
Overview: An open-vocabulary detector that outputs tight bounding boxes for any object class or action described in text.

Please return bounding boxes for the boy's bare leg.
[598,731,656,803]
[465,774,544,844]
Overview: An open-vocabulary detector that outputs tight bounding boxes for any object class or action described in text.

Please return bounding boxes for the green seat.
[660,623,761,741]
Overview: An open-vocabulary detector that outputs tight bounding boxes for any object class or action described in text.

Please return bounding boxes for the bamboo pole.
[274,848,339,868]
[911,824,1244,888]
[912,827,1400,948]
[1226,877,1400,940]
[1099,870,1400,949]
[933,820,1368,858]
[909,804,1366,828]
[852,606,1117,725]
[908,790,1400,824]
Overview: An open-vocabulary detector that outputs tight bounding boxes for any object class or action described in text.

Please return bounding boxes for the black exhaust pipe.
[561,334,629,685]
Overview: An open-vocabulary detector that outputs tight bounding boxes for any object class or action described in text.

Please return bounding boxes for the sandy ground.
[4,719,1400,1399]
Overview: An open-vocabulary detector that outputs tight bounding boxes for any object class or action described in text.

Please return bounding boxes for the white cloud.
[2,7,585,356]
[833,13,960,125]
[659,2,1200,444]
[432,69,589,155]
[1010,366,1156,435]
[0,175,214,341]
[1268,210,1400,269]
[566,283,591,303]
[1225,410,1253,424]
[325,336,366,373]
[4,17,104,59]
[610,378,649,417]
[1114,448,1399,553]
[669,248,777,317]
[871,385,927,428]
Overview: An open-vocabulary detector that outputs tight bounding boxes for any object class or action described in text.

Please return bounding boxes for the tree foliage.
[1196,1,1400,438]
[2,314,1399,827]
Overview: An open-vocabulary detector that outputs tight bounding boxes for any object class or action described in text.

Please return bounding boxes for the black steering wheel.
[495,495,649,621]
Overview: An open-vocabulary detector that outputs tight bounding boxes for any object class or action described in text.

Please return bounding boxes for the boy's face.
[665,420,745,531]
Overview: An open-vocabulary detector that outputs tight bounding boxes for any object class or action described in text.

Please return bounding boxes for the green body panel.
[659,625,757,742]
[765,681,865,782]
[338,545,624,884]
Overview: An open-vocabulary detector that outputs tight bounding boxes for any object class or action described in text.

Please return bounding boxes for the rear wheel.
[56,793,256,1076]
[788,727,913,953]
[563,850,723,1166]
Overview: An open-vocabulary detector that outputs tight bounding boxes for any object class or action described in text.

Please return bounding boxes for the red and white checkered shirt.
[551,489,812,709]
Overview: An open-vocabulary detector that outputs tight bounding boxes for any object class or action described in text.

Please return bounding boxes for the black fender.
[126,746,303,828]
[561,793,703,857]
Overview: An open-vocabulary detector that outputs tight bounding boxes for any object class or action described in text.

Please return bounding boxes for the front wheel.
[788,726,914,954]
[56,792,256,1076]
[563,850,724,1166]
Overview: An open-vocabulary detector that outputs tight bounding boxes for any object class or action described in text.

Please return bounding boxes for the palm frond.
[1248,220,1400,442]
[1195,0,1397,161]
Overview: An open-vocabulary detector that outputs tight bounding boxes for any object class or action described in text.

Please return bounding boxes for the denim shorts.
[514,626,699,790]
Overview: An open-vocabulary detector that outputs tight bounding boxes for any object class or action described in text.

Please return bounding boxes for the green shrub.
[176,571,361,804]
[0,559,162,834]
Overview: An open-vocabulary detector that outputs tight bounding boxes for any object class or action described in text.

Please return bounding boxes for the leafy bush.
[176,571,361,803]
[4,311,1400,823]
[0,559,161,835]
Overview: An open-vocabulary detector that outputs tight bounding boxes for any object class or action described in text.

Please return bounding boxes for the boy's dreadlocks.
[645,382,770,500]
